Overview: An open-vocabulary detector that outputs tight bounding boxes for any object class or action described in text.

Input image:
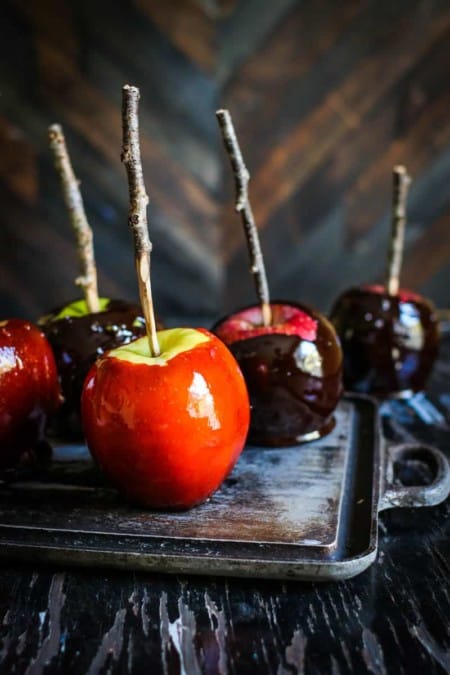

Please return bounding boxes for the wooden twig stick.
[385,165,411,296]
[48,124,100,313]
[216,109,272,327]
[121,85,160,357]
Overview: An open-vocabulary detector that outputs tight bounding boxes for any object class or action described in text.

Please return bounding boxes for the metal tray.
[0,395,448,581]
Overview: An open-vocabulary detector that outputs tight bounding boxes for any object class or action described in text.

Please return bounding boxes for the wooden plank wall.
[0,0,449,326]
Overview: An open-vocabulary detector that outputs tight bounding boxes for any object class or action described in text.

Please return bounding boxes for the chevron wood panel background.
[1,0,449,326]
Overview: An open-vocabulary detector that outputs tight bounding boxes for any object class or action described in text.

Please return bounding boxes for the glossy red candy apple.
[214,302,343,446]
[81,328,250,509]
[0,319,61,470]
[83,84,250,509]
[39,297,148,436]
[329,284,439,396]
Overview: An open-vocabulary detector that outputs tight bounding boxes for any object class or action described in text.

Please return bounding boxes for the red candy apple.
[81,85,250,509]
[214,303,342,445]
[82,328,250,508]
[0,319,61,470]
[214,109,342,445]
[329,166,440,397]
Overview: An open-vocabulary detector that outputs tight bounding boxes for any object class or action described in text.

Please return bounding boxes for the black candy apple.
[215,109,343,445]
[45,124,155,436]
[214,302,342,446]
[329,166,440,397]
[39,298,147,436]
[330,284,439,396]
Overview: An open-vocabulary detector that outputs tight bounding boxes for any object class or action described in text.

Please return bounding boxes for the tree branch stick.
[48,124,100,313]
[385,165,411,296]
[121,85,160,357]
[216,109,272,326]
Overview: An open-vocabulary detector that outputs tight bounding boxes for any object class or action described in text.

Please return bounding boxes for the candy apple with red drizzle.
[213,110,342,446]
[330,166,439,396]
[81,86,250,509]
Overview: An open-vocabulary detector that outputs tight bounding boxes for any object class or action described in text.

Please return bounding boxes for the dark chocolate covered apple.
[214,302,342,445]
[42,125,151,436]
[214,110,342,446]
[330,166,440,396]
[39,298,146,435]
[330,284,439,396]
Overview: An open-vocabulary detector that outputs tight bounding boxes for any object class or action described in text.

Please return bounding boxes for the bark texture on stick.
[121,85,160,357]
[216,109,272,327]
[48,124,100,313]
[385,165,411,296]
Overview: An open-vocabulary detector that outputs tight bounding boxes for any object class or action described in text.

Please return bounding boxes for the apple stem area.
[121,85,161,358]
[385,165,411,297]
[216,109,272,328]
[48,124,100,314]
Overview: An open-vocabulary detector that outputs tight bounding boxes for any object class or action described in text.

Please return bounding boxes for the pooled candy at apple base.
[0,319,61,471]
[213,302,343,446]
[329,284,440,396]
[81,327,250,509]
[39,297,150,436]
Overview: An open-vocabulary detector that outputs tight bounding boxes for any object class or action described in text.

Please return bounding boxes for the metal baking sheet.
[0,396,447,580]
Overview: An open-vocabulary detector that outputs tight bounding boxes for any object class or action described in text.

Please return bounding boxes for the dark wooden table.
[0,337,449,675]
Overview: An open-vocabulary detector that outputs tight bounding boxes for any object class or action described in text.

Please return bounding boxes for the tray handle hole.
[393,447,438,487]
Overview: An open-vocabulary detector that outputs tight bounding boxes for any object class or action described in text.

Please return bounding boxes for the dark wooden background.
[1,0,450,326]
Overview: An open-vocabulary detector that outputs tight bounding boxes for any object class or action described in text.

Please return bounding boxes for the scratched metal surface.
[0,403,353,548]
[0,398,383,580]
[0,350,449,673]
[1,389,448,587]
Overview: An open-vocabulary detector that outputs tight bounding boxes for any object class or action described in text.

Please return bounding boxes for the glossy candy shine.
[81,329,250,509]
[0,319,60,469]
[330,285,440,396]
[214,303,343,446]
[41,299,147,436]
